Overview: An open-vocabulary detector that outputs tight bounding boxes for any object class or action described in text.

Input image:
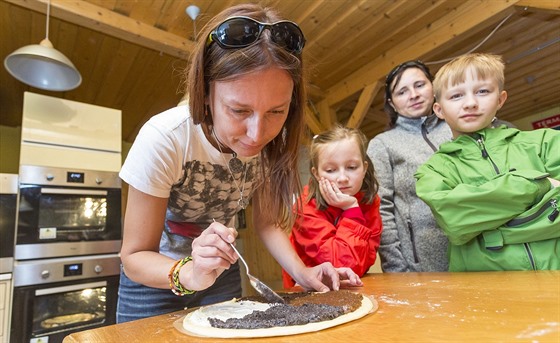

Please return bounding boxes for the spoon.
[229,242,285,304]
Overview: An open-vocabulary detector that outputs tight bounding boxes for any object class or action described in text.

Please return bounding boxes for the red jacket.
[283,185,383,288]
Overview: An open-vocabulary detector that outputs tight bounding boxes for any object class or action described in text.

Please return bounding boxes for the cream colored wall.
[367,253,383,274]
[510,106,560,131]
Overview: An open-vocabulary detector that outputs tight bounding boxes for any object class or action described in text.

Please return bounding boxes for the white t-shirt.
[120,105,259,258]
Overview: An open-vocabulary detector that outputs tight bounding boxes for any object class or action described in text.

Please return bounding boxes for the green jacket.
[415,126,560,271]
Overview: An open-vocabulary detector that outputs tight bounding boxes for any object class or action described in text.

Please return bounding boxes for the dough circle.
[176,293,377,338]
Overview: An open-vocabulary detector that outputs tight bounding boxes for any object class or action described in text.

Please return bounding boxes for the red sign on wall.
[532,114,560,130]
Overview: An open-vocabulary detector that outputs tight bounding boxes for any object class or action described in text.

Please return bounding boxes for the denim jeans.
[116,262,241,323]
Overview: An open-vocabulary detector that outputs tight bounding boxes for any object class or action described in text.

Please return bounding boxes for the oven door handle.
[41,188,108,196]
[35,281,108,296]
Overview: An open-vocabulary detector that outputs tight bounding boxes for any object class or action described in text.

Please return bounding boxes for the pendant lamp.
[186,5,200,40]
[4,0,82,91]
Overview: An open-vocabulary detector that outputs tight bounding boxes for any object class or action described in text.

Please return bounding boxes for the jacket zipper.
[476,136,500,174]
[421,122,438,152]
[506,199,559,226]
[523,243,537,270]
[549,199,559,221]
[475,134,543,269]
[407,220,419,263]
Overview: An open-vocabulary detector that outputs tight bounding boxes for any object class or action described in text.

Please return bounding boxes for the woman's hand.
[336,267,364,288]
[185,222,238,291]
[293,262,363,292]
[319,178,358,210]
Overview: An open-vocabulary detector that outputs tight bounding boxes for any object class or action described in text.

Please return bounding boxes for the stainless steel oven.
[10,254,120,343]
[16,165,122,260]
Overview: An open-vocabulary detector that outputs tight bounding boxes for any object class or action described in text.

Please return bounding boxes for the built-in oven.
[10,254,120,343]
[16,165,122,260]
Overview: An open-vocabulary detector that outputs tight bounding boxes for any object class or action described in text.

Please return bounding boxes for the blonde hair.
[308,125,379,211]
[433,53,505,100]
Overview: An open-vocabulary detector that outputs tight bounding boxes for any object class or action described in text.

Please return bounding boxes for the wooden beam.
[304,106,326,135]
[317,99,337,129]
[346,81,382,129]
[516,0,560,13]
[325,0,521,108]
[307,83,325,102]
[4,0,194,60]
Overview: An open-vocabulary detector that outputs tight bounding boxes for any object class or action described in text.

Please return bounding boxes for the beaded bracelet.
[168,256,195,296]
[168,259,182,292]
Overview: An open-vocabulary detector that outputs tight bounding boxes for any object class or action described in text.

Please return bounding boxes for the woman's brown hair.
[186,4,307,229]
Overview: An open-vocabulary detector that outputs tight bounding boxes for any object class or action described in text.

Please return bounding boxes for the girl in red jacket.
[283,125,382,288]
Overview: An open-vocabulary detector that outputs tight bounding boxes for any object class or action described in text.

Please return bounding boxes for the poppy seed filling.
[208,290,362,329]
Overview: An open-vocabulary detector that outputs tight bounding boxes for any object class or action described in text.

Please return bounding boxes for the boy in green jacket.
[415,53,559,271]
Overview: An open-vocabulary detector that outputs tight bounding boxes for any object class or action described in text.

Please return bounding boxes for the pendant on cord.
[238,197,249,209]
[229,153,244,174]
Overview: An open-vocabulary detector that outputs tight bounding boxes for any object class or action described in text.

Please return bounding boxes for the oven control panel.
[19,164,121,189]
[63,263,83,277]
[13,254,120,287]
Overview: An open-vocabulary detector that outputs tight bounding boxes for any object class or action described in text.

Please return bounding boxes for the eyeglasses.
[207,16,306,54]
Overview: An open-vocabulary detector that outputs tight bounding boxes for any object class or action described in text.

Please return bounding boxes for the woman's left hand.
[335,266,364,288]
[294,262,363,291]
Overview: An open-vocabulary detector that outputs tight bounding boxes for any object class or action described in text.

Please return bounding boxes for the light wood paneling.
[1,0,558,140]
[238,204,284,295]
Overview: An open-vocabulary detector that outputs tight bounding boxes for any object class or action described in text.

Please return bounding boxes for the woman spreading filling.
[117,4,361,323]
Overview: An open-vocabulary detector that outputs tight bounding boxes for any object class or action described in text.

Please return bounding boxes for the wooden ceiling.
[1,0,559,144]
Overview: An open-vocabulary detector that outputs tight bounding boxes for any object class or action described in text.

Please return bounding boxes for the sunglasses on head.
[207,16,306,54]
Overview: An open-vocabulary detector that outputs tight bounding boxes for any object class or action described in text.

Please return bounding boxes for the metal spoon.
[229,242,285,304]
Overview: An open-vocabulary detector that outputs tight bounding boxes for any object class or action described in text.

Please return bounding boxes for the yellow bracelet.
[168,256,195,296]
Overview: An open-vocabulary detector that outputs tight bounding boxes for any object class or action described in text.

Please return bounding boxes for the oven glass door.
[0,192,17,258]
[17,185,121,244]
[11,276,118,343]
[33,281,108,335]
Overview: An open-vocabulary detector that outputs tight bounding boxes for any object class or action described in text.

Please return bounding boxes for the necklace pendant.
[238,197,248,209]
[229,156,244,174]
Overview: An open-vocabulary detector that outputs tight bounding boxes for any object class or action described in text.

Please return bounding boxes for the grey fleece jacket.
[367,115,451,272]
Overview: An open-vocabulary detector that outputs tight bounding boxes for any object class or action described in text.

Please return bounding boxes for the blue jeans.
[116,262,241,323]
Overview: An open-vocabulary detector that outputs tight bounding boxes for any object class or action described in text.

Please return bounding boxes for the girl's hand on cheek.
[319,178,358,210]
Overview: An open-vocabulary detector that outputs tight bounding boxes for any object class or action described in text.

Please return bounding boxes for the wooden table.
[63,271,560,342]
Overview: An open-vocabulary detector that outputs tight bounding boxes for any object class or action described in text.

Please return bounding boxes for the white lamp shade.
[4,38,82,91]
[186,5,200,21]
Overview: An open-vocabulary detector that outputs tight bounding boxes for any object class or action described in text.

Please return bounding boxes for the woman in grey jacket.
[366,61,451,272]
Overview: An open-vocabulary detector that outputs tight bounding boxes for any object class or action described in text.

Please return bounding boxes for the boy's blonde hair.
[433,53,505,100]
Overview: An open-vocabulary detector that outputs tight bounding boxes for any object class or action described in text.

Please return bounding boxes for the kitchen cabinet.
[0,275,12,342]
[20,92,122,172]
